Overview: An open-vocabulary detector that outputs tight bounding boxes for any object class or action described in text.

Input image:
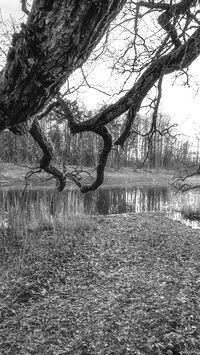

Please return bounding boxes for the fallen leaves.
[1,213,200,354]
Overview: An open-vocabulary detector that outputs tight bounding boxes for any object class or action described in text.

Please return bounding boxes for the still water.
[1,185,200,228]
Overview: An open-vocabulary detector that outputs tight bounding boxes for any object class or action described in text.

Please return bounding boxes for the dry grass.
[1,211,200,354]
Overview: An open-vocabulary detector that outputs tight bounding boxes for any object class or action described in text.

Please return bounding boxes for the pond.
[1,185,200,229]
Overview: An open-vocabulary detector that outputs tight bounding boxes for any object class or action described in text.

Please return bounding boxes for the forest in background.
[1,101,199,172]
[1,1,200,192]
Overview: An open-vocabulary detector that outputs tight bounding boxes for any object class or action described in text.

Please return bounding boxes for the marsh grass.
[0,198,94,334]
[0,192,91,268]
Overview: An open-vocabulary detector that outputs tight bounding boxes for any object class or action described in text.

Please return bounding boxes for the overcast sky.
[0,1,22,20]
[1,1,200,138]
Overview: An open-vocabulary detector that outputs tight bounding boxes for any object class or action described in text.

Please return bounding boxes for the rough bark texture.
[0,0,126,131]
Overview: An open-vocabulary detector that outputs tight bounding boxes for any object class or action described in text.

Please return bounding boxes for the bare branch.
[80,126,112,192]
[36,102,60,121]
[29,119,66,191]
[80,66,111,97]
[60,25,200,143]
[21,0,30,15]
[57,97,113,192]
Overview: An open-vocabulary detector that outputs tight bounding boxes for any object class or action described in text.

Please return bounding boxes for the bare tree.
[1,0,200,191]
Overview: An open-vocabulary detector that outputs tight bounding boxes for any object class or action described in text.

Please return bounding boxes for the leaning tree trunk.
[0,0,126,131]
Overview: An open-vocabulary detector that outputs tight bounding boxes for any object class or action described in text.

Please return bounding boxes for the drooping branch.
[29,118,66,191]
[26,98,112,193]
[115,106,138,148]
[57,97,112,192]
[80,126,112,193]
[52,22,200,190]
[64,25,200,147]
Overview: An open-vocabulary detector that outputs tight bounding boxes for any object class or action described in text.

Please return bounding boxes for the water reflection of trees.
[93,186,169,215]
[0,186,170,218]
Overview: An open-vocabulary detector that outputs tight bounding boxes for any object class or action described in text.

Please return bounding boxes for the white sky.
[77,64,200,138]
[1,1,200,139]
[0,1,22,20]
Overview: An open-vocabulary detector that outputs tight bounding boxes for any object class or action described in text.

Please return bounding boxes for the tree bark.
[1,1,200,191]
[0,0,126,131]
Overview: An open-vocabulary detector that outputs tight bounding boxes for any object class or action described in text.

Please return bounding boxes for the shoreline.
[0,162,174,189]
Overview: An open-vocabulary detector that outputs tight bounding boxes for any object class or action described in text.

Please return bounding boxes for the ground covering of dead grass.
[1,213,200,354]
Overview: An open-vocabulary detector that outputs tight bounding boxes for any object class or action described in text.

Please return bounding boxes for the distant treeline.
[0,103,199,170]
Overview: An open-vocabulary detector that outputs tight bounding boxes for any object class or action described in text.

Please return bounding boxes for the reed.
[0,192,91,267]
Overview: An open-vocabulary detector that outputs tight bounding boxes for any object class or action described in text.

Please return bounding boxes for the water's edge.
[1,185,200,229]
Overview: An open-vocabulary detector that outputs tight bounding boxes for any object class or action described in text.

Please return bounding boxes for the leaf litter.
[0,213,200,354]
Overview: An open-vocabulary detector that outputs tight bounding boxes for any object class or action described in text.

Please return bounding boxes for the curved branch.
[158,12,182,49]
[64,25,200,147]
[37,101,60,121]
[139,0,197,48]
[29,115,112,193]
[29,119,66,191]
[80,127,112,193]
[57,97,112,192]
[115,106,137,148]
